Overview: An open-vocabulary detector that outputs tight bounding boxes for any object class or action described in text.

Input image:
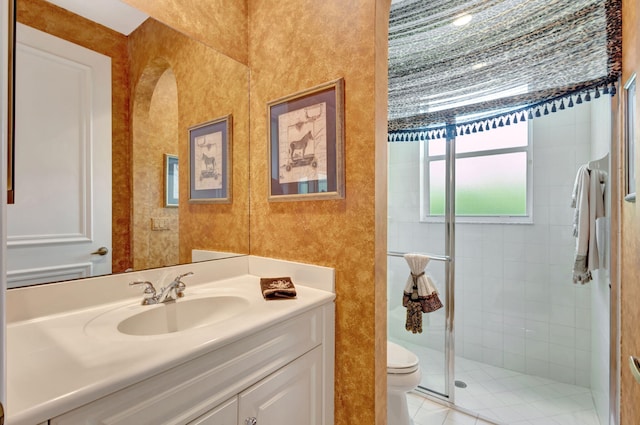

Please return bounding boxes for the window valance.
[388,0,622,140]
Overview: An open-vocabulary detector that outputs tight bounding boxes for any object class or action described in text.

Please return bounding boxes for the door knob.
[91,246,109,256]
[245,418,257,425]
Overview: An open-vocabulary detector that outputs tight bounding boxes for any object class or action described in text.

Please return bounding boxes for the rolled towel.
[260,277,297,299]
[402,254,443,313]
[402,254,443,334]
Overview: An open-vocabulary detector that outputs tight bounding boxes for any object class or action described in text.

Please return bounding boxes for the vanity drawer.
[51,307,326,425]
[189,397,237,425]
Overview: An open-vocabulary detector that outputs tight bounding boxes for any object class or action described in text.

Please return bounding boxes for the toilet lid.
[387,341,419,373]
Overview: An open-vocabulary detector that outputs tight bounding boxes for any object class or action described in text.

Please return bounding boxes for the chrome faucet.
[156,272,193,303]
[129,272,194,305]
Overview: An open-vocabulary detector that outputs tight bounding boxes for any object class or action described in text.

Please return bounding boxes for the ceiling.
[44,0,148,35]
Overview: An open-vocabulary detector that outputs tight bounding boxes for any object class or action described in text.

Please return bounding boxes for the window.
[421,119,532,223]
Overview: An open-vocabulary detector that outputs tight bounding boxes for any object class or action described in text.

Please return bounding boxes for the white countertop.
[6,257,335,425]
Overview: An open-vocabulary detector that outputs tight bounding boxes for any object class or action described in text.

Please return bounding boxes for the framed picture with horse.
[188,115,232,203]
[267,78,345,201]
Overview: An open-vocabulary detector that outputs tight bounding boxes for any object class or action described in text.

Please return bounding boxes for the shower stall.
[387,96,613,425]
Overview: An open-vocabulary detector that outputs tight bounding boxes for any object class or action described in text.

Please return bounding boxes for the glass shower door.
[387,127,456,401]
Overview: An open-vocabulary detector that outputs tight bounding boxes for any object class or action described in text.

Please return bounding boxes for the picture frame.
[188,115,232,204]
[267,78,345,201]
[164,154,178,207]
[624,74,637,203]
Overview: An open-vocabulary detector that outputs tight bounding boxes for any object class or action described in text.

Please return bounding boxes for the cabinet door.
[238,347,322,425]
[189,397,237,425]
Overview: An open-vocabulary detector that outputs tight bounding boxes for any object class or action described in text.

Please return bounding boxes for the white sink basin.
[117,296,250,336]
[84,293,251,338]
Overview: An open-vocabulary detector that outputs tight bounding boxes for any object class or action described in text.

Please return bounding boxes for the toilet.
[387,341,422,425]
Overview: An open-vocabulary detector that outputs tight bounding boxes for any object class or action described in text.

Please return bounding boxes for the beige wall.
[247,1,390,424]
[128,18,250,263]
[122,0,248,65]
[131,65,179,270]
[17,0,132,273]
[620,0,640,423]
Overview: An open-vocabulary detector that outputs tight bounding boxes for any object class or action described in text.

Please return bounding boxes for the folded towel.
[260,277,297,299]
[402,253,443,334]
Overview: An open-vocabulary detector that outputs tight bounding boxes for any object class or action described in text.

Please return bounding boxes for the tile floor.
[408,393,496,425]
[398,341,602,425]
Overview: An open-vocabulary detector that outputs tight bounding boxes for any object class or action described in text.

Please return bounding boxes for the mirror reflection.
[7,0,250,289]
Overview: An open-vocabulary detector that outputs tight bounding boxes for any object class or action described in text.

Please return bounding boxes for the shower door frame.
[412,124,457,403]
[443,124,456,403]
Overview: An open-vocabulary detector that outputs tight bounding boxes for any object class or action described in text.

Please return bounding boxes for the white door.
[6,23,112,288]
[238,347,323,425]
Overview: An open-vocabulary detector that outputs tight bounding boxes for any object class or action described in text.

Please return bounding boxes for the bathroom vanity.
[6,256,335,425]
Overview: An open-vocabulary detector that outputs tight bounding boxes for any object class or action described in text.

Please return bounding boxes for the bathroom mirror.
[7,0,250,288]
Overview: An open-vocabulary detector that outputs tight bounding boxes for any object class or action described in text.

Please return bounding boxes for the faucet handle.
[175,271,194,281]
[176,281,186,298]
[129,280,157,305]
[130,280,156,293]
[173,272,193,298]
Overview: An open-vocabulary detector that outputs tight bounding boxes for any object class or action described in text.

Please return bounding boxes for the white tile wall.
[589,95,612,425]
[388,97,611,391]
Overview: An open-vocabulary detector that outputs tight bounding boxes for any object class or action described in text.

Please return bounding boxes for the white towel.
[571,165,589,238]
[571,166,605,284]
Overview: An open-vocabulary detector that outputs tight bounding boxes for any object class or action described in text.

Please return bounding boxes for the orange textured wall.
[17,0,132,273]
[131,67,179,270]
[247,1,390,423]
[128,19,250,263]
[122,0,248,65]
[620,0,640,424]
[374,0,391,420]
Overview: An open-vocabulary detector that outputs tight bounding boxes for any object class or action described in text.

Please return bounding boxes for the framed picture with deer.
[267,78,345,201]
[188,115,232,203]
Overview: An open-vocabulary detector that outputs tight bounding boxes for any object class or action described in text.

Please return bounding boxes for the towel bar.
[387,251,450,262]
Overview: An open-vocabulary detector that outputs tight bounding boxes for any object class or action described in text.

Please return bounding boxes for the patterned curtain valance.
[387,0,622,136]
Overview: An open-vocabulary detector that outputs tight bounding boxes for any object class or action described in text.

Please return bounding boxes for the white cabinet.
[189,346,323,425]
[238,347,323,425]
[51,304,334,425]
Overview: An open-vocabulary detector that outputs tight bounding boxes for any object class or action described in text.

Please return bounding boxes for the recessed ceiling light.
[453,14,473,27]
